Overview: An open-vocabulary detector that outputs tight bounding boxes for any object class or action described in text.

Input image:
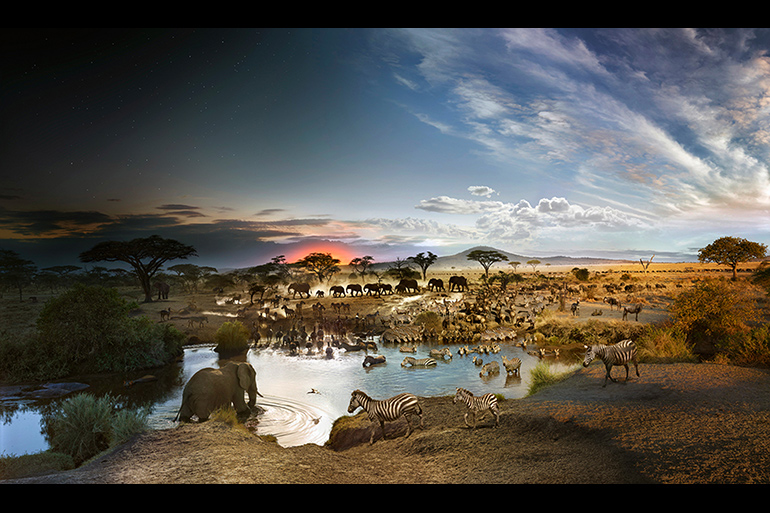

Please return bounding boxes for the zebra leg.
[403,414,412,438]
[624,363,630,382]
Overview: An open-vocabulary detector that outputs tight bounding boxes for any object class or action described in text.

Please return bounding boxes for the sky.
[3,28,770,270]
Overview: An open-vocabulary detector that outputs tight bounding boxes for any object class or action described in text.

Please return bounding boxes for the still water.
[1,339,575,457]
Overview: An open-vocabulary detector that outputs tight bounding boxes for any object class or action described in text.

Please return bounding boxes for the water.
[1,339,574,457]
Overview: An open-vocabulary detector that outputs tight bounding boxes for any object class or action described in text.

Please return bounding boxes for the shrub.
[214,320,250,354]
[669,278,763,358]
[32,283,184,375]
[44,393,148,466]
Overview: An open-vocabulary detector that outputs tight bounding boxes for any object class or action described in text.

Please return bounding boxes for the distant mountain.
[375,245,634,271]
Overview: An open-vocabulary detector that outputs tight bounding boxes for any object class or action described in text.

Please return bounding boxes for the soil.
[5,362,770,484]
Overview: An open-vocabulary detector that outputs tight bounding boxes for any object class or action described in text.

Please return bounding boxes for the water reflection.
[1,339,576,457]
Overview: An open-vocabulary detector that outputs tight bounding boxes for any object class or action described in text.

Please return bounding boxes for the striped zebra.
[347,389,424,444]
[401,356,437,367]
[453,387,499,429]
[583,339,640,387]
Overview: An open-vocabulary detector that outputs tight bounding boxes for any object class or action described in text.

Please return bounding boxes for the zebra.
[453,387,499,429]
[347,389,424,444]
[401,356,437,367]
[583,339,640,387]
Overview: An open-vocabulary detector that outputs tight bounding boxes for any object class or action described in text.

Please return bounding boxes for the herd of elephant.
[287,276,470,300]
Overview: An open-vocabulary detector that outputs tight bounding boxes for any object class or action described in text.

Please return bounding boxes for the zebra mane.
[456,387,473,396]
[352,389,369,399]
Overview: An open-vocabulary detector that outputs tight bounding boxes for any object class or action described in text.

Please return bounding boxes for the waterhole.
[1,339,576,457]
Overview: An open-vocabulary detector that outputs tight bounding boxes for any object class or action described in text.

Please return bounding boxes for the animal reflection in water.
[347,389,424,445]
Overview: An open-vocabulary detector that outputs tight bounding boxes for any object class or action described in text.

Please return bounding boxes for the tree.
[385,258,420,281]
[467,249,508,278]
[698,236,767,280]
[527,259,541,272]
[408,251,438,280]
[168,263,217,293]
[349,255,375,281]
[0,249,38,301]
[79,235,197,302]
[295,252,341,283]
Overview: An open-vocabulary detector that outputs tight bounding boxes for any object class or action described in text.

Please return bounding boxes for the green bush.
[214,320,250,353]
[32,283,184,375]
[44,393,148,466]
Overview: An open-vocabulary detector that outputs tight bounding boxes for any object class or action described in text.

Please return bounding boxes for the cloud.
[468,185,497,197]
[415,196,505,215]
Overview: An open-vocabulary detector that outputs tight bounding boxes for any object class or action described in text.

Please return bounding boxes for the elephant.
[364,283,381,296]
[288,282,311,299]
[396,279,419,294]
[449,275,468,292]
[329,285,346,297]
[174,362,263,422]
[153,281,170,300]
[427,278,445,292]
[346,284,363,296]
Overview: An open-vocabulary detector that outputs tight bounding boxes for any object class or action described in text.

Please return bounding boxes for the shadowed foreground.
[5,363,770,484]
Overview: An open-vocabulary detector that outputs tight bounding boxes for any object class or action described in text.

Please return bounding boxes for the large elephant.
[329,285,346,297]
[153,281,170,300]
[364,283,381,296]
[174,362,262,422]
[288,282,311,299]
[396,279,419,294]
[346,284,363,296]
[449,275,468,292]
[427,278,445,292]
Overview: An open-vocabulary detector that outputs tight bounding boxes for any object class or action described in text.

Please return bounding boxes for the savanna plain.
[3,261,770,484]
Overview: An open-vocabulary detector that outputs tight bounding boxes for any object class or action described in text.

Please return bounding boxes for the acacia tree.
[349,255,375,281]
[79,235,197,302]
[295,252,341,284]
[698,236,767,280]
[0,249,38,301]
[408,251,438,280]
[167,263,217,293]
[467,249,508,278]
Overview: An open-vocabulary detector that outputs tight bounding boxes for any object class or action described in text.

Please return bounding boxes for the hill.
[390,245,634,271]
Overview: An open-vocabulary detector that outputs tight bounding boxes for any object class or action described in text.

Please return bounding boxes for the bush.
[44,393,148,466]
[31,283,184,375]
[669,278,763,358]
[214,320,250,354]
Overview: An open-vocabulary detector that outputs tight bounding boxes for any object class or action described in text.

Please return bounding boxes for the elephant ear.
[237,363,253,390]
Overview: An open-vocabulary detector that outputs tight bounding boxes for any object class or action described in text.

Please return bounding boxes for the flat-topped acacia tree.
[698,236,767,280]
[79,235,197,302]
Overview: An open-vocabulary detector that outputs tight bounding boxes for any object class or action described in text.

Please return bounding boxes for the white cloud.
[415,196,506,215]
[468,185,497,197]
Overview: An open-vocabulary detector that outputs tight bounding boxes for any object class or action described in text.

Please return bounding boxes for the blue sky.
[3,28,770,269]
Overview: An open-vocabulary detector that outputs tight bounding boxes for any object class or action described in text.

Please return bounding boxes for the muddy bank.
[5,362,770,484]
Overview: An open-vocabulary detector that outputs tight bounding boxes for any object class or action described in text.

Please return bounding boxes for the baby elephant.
[175,362,263,422]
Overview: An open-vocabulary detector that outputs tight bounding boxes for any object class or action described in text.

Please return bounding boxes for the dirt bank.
[6,362,770,484]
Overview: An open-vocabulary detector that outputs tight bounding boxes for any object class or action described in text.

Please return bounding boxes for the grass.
[526,361,579,396]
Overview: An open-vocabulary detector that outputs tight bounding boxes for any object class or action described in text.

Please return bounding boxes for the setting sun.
[283,241,356,265]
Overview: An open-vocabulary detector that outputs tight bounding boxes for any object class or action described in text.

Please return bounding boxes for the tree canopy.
[79,235,197,302]
[466,249,508,277]
[698,236,767,280]
[295,252,341,283]
[408,251,438,280]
